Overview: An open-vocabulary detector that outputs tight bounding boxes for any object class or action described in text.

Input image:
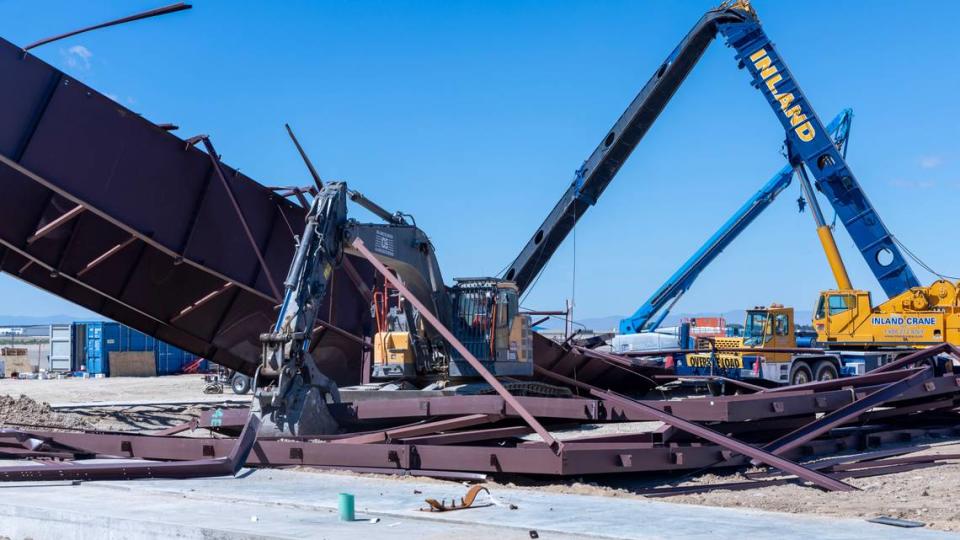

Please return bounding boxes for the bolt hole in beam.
[603,131,616,148]
[876,248,894,267]
[817,154,835,170]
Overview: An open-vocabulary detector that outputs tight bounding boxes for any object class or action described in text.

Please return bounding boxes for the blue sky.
[0,0,957,322]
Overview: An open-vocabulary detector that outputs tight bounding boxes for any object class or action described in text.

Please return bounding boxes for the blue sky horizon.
[0,0,957,323]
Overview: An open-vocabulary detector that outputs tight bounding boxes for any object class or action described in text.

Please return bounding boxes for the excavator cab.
[447,279,532,378]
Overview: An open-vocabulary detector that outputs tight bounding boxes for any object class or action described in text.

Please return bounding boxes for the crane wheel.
[813,360,839,381]
[789,361,813,386]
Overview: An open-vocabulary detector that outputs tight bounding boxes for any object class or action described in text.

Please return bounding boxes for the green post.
[338,493,355,521]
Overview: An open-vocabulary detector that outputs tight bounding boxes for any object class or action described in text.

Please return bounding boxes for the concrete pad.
[0,468,955,539]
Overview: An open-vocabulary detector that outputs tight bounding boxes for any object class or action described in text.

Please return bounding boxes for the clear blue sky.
[0,1,957,322]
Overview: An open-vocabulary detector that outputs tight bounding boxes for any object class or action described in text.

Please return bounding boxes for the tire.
[231,373,251,395]
[789,361,813,386]
[813,360,839,381]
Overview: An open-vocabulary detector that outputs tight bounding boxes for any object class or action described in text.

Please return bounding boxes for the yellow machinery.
[685,163,959,386]
[815,280,960,346]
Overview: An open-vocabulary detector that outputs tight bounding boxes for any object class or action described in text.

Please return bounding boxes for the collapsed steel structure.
[3,5,960,493]
[1,343,959,491]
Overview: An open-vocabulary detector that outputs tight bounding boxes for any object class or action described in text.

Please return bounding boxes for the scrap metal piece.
[421,485,491,512]
[868,516,925,528]
[23,3,192,51]
[591,389,856,492]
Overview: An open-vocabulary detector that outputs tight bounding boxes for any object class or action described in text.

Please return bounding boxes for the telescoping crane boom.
[504,1,918,305]
[618,109,853,334]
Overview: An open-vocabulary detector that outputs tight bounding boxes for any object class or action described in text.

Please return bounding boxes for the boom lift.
[616,109,854,336]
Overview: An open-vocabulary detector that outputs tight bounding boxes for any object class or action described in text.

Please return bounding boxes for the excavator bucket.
[0,38,372,383]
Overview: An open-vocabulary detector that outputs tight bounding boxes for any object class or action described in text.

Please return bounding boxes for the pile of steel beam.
[1,343,958,493]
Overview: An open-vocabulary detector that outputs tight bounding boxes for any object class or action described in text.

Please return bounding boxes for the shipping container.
[48,324,71,371]
[72,321,207,376]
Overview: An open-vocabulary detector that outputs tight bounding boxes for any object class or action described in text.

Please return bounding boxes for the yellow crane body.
[814,280,960,346]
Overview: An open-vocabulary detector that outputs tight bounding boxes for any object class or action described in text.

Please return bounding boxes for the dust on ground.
[0,374,246,432]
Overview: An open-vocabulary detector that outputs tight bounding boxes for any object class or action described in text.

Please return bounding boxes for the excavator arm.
[257,181,450,435]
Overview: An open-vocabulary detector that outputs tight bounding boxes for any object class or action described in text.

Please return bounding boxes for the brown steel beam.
[351,237,562,454]
[399,425,534,446]
[0,155,276,305]
[76,235,138,277]
[23,3,192,51]
[591,389,856,491]
[26,204,84,244]
[170,282,234,323]
[336,414,500,445]
[0,413,258,482]
[868,343,955,374]
[762,367,932,456]
[197,137,281,301]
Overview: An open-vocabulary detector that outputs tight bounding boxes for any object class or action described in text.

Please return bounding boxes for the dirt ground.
[1,376,959,532]
[0,374,246,432]
[0,374,228,404]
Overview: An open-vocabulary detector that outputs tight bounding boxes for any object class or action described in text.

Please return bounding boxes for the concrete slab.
[0,468,955,540]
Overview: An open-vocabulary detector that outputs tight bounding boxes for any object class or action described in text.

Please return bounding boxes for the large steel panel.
[0,37,372,382]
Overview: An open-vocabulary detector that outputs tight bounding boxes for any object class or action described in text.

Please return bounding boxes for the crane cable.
[891,236,960,281]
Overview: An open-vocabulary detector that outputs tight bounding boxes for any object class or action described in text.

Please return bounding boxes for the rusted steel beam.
[763,368,932,457]
[658,374,767,393]
[198,137,281,300]
[26,204,85,244]
[340,256,373,303]
[311,320,370,349]
[351,237,562,454]
[336,414,500,445]
[869,343,955,374]
[591,389,856,492]
[331,395,600,423]
[170,282,234,323]
[23,3,192,51]
[76,235,138,277]
[533,364,596,393]
[765,367,926,393]
[399,425,534,446]
[0,413,258,482]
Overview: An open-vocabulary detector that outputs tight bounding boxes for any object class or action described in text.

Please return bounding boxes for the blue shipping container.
[74,321,206,376]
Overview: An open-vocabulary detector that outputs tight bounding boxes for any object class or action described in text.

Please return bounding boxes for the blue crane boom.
[716,7,919,297]
[619,109,854,334]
